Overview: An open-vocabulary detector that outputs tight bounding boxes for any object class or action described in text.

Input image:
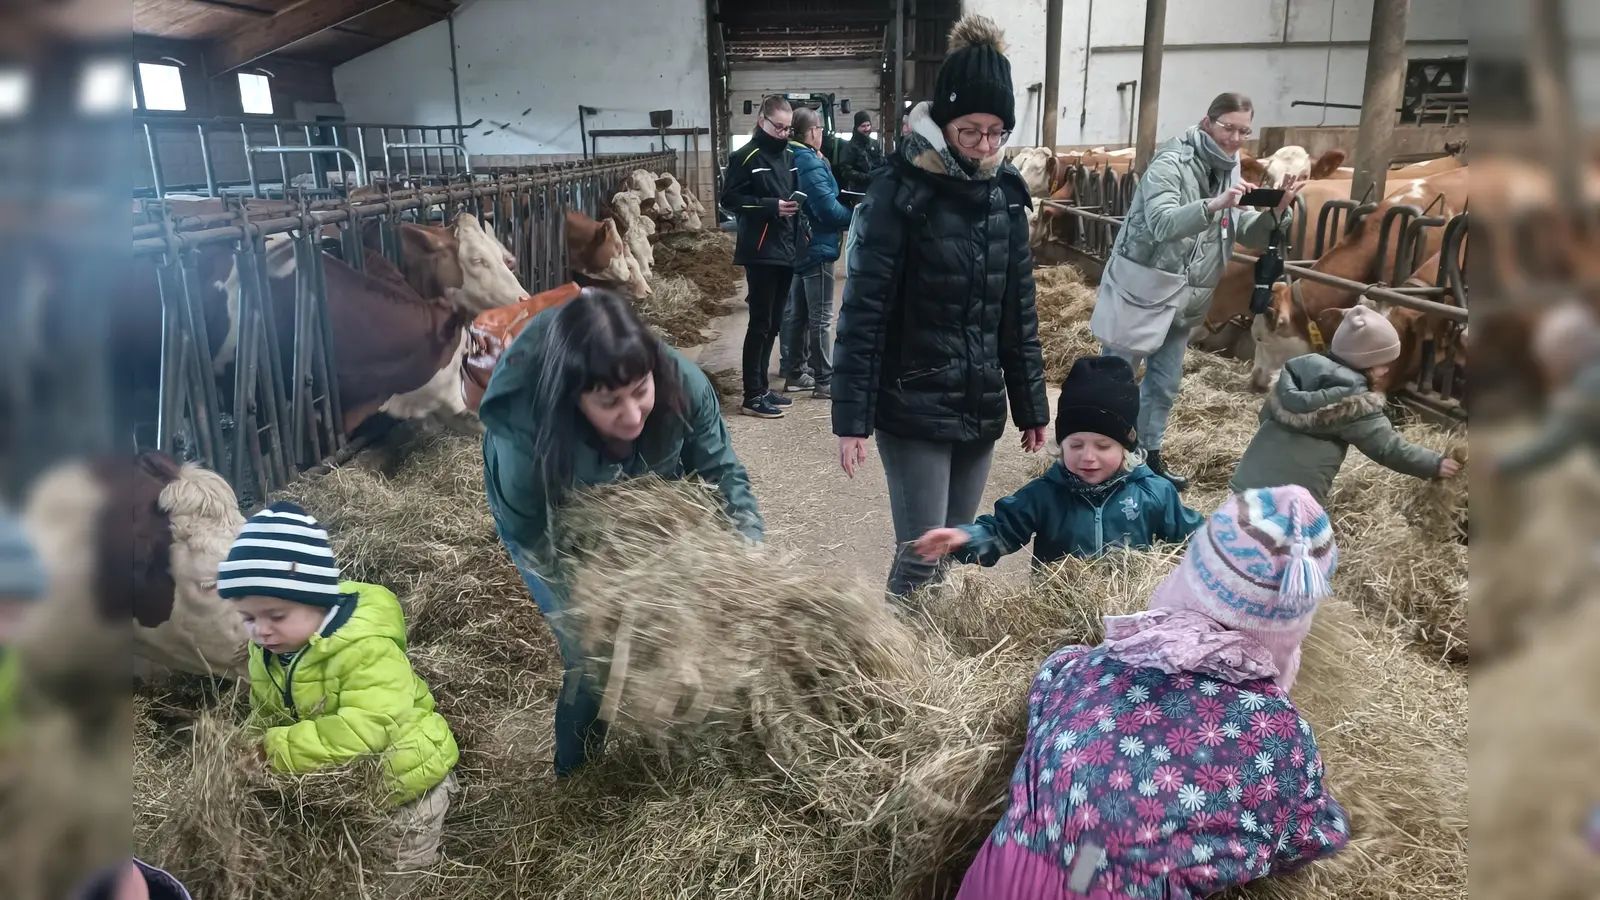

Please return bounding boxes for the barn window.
[80,59,134,114]
[136,62,186,111]
[238,72,274,116]
[0,70,30,119]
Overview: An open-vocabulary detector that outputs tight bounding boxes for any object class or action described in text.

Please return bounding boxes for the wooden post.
[1042,0,1063,150]
[1133,0,1168,171]
[1349,0,1410,206]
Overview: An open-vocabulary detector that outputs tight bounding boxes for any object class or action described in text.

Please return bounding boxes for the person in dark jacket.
[721,94,805,419]
[480,288,764,774]
[778,107,855,398]
[837,109,885,195]
[832,13,1051,599]
[915,357,1203,569]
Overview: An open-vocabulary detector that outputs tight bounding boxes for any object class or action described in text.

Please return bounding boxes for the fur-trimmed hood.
[902,100,1006,180]
[1265,354,1388,431]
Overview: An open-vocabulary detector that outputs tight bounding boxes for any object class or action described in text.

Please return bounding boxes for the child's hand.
[1438,458,1462,478]
[914,528,969,561]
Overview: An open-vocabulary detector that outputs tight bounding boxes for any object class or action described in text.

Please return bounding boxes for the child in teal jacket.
[917,357,1204,567]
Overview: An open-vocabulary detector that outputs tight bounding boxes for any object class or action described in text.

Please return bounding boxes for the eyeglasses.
[1210,121,1253,138]
[953,127,1011,149]
[761,115,794,137]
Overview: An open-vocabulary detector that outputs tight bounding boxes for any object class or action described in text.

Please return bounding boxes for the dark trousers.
[742,264,795,400]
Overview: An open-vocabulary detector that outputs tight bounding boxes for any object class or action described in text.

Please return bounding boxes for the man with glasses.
[722,94,806,419]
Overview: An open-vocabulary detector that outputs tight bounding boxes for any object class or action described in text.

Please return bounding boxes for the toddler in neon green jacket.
[220,501,458,873]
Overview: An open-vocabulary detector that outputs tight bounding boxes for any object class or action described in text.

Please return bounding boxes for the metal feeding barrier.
[134,114,484,200]
[1037,163,1469,420]
[127,149,675,506]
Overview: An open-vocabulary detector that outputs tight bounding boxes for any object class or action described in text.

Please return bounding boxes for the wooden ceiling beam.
[206,0,396,75]
[169,0,386,40]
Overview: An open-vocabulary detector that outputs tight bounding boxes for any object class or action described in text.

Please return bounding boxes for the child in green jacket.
[915,357,1204,568]
[1231,305,1461,505]
[219,501,459,873]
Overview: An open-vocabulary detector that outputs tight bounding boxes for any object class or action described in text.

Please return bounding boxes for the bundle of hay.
[652,230,739,309]
[639,273,712,345]
[1033,264,1100,381]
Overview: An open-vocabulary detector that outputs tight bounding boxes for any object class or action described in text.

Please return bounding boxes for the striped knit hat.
[217,501,343,608]
[1148,486,1337,690]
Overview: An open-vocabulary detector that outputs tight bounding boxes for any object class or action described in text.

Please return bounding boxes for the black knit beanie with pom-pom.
[931,14,1016,130]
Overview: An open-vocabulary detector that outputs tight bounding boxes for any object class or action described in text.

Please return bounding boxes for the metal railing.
[134,115,482,199]
[126,150,675,506]
[1036,163,1469,418]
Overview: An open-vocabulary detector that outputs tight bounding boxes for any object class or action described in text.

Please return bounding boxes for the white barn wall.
[963,0,1468,149]
[334,0,710,159]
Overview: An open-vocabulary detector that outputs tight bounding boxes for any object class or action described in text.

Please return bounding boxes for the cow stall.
[1032,163,1471,423]
[125,149,678,508]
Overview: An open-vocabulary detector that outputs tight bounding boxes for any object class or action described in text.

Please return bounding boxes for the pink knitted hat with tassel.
[1147,485,1338,690]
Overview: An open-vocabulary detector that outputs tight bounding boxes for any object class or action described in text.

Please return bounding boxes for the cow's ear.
[1319,306,1351,336]
[401,222,453,255]
[655,176,673,191]
[1309,149,1347,180]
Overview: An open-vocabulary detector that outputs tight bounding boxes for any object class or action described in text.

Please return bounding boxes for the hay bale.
[698,365,742,402]
[1033,264,1100,382]
[651,231,740,312]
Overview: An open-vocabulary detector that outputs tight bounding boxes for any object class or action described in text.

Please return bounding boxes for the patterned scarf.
[1055,463,1129,506]
[901,101,1003,182]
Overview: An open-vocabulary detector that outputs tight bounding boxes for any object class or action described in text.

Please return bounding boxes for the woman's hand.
[839,436,869,477]
[1438,457,1462,478]
[1275,175,1305,212]
[1021,427,1047,453]
[914,528,970,561]
[1208,181,1255,214]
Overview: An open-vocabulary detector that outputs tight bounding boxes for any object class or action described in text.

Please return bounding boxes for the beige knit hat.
[1330,306,1401,369]
[1532,301,1600,377]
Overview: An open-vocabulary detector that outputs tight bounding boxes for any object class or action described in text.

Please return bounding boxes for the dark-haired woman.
[478,287,764,775]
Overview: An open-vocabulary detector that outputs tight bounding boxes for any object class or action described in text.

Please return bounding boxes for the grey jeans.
[876,432,996,598]
[1101,319,1190,451]
[778,261,836,386]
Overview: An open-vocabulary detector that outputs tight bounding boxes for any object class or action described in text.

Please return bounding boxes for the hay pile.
[1033,264,1100,381]
[132,433,1466,899]
[1471,599,1600,900]
[640,274,715,346]
[651,231,740,310]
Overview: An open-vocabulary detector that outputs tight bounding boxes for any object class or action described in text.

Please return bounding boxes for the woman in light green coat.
[1091,92,1300,491]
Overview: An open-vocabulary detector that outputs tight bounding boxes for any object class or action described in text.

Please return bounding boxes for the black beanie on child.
[932,15,1016,131]
[1055,356,1140,449]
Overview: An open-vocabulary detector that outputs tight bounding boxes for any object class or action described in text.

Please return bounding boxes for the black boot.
[1146,449,1190,493]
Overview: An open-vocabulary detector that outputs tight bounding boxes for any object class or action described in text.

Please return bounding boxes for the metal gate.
[127,150,676,506]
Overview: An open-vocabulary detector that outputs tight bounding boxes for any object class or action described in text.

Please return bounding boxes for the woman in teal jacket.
[479,287,764,775]
[779,106,855,399]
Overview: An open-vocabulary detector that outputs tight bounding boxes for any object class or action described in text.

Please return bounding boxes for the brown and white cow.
[19,451,249,684]
[566,208,651,299]
[1013,147,1058,198]
[1239,147,1348,188]
[1248,167,1468,391]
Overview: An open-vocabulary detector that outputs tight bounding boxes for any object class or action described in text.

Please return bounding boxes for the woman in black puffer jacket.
[832,13,1050,599]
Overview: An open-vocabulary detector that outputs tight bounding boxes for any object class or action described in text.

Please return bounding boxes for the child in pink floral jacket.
[957,485,1349,900]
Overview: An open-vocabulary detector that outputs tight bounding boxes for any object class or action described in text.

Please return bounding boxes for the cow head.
[400,214,527,315]
[1013,147,1057,198]
[1249,283,1313,392]
[566,210,634,286]
[1307,149,1347,180]
[1240,153,1269,187]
